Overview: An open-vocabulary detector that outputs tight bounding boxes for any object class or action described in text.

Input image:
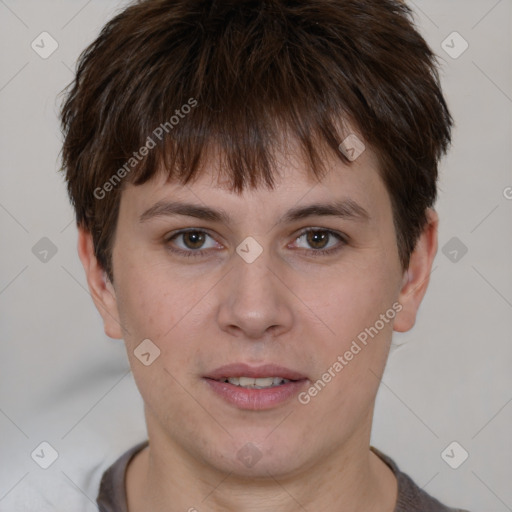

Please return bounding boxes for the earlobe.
[393,208,439,333]
[77,227,124,339]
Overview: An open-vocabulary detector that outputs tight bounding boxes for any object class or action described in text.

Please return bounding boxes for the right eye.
[165,229,221,258]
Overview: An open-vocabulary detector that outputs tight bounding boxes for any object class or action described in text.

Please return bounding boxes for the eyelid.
[293,227,348,243]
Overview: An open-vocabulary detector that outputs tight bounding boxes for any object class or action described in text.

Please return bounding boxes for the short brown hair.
[59,0,453,282]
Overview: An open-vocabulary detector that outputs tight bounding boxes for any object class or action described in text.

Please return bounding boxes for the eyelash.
[164,228,347,259]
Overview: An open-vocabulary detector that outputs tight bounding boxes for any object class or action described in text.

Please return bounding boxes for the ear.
[394,208,438,333]
[77,226,123,339]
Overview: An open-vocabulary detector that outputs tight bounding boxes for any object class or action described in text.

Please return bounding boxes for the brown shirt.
[96,441,470,512]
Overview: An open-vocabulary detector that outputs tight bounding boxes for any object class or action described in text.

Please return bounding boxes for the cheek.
[113,256,180,346]
[295,254,399,403]
[306,256,398,344]
[113,265,199,413]
[113,254,216,365]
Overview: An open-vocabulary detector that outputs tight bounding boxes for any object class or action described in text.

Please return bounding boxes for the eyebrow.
[139,198,371,225]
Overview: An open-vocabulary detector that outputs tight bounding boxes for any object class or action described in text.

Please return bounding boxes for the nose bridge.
[216,244,293,339]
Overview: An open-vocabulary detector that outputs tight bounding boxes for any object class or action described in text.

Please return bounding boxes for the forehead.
[120,140,391,227]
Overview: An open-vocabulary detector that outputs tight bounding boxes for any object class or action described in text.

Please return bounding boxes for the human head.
[59,0,454,493]
[60,0,452,284]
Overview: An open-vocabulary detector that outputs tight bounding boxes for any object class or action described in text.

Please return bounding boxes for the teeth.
[224,376,291,388]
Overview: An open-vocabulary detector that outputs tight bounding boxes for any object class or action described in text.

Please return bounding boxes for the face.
[81,140,437,478]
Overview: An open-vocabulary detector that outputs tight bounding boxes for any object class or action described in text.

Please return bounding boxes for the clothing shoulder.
[97,440,149,512]
[371,447,471,512]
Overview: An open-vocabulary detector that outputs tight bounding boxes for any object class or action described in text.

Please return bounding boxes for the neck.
[126,411,397,512]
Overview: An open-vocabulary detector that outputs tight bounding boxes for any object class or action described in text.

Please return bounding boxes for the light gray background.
[0,0,511,510]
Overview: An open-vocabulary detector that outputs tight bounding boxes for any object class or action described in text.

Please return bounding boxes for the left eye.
[292,229,345,253]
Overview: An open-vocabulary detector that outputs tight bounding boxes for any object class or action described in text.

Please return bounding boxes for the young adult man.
[59,0,469,510]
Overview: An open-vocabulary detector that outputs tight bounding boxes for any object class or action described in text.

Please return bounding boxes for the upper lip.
[205,363,307,381]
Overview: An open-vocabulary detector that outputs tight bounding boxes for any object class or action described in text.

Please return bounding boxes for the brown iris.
[182,231,206,249]
[305,230,330,250]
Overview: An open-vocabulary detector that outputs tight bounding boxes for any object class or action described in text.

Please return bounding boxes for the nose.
[216,250,294,341]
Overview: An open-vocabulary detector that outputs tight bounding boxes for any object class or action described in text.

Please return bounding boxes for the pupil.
[308,231,328,249]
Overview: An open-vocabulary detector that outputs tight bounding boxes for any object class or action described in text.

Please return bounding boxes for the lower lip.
[204,378,307,410]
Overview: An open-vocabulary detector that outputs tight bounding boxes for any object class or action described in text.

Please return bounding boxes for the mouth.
[217,376,293,389]
[204,363,308,410]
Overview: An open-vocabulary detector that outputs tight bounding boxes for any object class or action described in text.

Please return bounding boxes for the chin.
[200,433,312,479]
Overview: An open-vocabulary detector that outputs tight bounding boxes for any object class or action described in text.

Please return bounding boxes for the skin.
[78,139,438,512]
